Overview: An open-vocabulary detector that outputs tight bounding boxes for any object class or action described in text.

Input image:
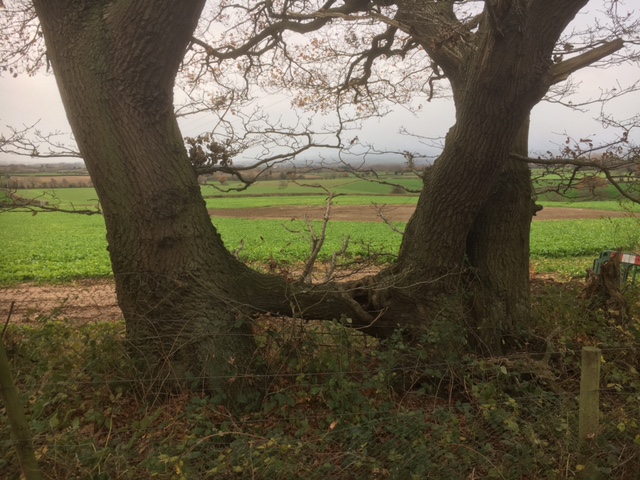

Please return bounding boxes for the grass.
[2,187,100,208]
[0,211,638,285]
[539,200,640,213]
[530,218,639,258]
[0,213,111,283]
[2,179,640,478]
[1,279,639,479]
[202,175,422,196]
[205,194,418,210]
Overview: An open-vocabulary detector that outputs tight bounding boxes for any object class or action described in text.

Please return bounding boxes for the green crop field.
[6,177,421,210]
[2,170,638,285]
[202,176,421,196]
[0,209,638,285]
[2,187,101,208]
[205,194,419,209]
[6,183,638,212]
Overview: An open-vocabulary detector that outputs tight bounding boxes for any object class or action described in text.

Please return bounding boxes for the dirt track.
[1,206,633,326]
[208,205,633,222]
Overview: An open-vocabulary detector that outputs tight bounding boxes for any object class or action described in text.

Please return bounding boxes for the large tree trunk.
[465,120,534,354]
[366,1,590,351]
[32,0,273,404]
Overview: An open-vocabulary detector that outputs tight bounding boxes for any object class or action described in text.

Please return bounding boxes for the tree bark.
[31,0,273,404]
[362,1,590,350]
[465,119,534,354]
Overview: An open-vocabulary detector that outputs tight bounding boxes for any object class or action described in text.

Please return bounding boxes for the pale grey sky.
[1,3,638,165]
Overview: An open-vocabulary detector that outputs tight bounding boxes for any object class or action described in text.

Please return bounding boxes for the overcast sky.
[1,5,638,165]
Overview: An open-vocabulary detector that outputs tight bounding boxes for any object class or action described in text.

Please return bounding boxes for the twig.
[299,193,336,283]
[372,203,404,235]
[2,301,15,338]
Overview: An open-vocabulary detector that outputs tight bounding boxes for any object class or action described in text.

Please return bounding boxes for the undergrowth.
[1,280,640,479]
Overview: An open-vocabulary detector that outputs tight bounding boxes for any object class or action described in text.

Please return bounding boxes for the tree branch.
[511,153,640,204]
[549,38,625,85]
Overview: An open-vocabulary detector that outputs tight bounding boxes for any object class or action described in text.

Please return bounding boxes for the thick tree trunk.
[465,120,534,354]
[362,0,591,350]
[32,0,272,404]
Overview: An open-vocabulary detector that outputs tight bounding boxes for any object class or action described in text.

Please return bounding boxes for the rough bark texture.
[465,121,534,353]
[33,1,395,405]
[361,0,590,350]
[32,0,270,404]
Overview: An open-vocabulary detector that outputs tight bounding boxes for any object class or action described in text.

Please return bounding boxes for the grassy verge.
[1,278,639,479]
[539,200,640,213]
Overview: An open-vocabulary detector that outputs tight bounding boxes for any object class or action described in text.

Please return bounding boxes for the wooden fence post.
[0,332,43,480]
[579,346,601,444]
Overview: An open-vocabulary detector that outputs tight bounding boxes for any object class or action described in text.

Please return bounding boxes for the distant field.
[0,211,637,285]
[1,175,92,189]
[5,182,639,212]
[2,172,638,285]
[205,195,419,209]
[201,176,422,196]
[534,175,636,202]
[5,177,421,209]
[1,187,100,208]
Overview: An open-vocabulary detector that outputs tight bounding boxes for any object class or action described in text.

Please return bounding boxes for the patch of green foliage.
[215,218,401,264]
[205,195,418,210]
[1,212,638,285]
[530,218,639,258]
[0,213,111,284]
[539,200,640,213]
[2,283,639,479]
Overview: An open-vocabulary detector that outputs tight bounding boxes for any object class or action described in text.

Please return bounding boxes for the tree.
[189,1,635,352]
[3,0,638,404]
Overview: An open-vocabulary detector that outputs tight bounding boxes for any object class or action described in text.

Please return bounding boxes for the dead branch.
[372,203,404,235]
[550,39,625,85]
[323,235,351,283]
[298,191,338,283]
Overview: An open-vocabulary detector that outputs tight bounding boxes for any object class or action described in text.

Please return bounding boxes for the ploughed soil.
[1,206,633,326]
[208,204,633,222]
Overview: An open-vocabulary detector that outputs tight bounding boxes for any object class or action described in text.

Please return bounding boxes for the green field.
[2,181,640,480]
[201,176,423,196]
[205,194,419,209]
[6,182,640,212]
[2,173,639,284]
[0,187,100,208]
[1,210,638,285]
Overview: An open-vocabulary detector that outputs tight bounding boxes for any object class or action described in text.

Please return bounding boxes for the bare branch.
[549,38,625,85]
[0,123,80,159]
[372,202,404,235]
[0,188,102,215]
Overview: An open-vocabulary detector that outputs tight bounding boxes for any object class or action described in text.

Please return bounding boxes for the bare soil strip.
[208,205,633,222]
[1,279,119,326]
